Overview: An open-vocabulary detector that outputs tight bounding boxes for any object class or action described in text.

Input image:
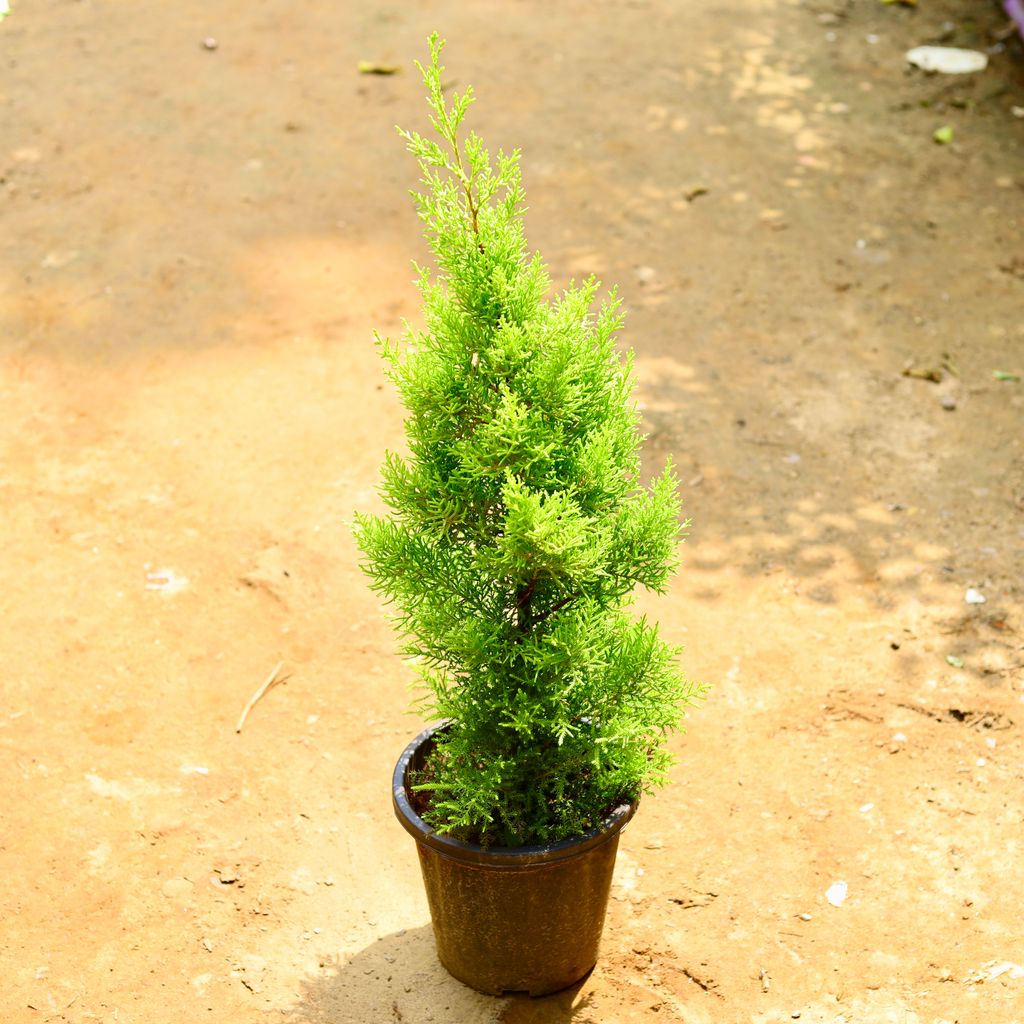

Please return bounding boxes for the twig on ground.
[236,661,286,733]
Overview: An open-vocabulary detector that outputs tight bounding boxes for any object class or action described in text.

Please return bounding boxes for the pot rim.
[392,721,637,868]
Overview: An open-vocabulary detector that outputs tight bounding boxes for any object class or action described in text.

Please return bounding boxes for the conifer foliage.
[355,36,705,847]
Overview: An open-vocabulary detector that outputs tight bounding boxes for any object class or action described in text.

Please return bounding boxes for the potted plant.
[354,35,705,997]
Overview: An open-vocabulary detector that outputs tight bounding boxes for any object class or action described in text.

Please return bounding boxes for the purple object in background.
[1006,0,1024,39]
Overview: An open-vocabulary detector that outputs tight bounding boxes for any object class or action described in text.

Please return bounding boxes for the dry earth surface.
[2,1,1024,1022]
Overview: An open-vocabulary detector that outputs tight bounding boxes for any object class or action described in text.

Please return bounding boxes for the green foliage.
[355,35,705,847]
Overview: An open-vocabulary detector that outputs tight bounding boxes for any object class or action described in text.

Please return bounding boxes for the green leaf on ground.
[358,60,401,75]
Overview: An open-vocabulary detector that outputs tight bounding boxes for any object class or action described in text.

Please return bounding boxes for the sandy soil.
[2,1,1023,1022]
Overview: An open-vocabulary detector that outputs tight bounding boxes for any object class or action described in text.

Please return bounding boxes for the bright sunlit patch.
[145,568,190,594]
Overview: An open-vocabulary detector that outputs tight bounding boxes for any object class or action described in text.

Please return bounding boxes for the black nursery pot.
[392,722,637,997]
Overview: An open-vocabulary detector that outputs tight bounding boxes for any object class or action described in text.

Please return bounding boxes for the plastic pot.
[392,722,637,996]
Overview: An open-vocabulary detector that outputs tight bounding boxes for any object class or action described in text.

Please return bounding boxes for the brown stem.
[514,576,538,631]
[450,136,484,252]
[529,593,579,630]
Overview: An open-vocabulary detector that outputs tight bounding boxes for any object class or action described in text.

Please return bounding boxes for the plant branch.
[529,592,579,630]
[515,575,538,631]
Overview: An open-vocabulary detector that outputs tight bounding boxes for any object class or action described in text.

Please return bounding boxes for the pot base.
[418,833,622,996]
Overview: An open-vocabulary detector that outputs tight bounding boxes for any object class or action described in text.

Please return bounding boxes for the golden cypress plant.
[355,36,705,847]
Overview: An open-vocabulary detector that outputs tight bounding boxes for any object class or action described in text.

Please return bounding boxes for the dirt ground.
[2,1,1023,1022]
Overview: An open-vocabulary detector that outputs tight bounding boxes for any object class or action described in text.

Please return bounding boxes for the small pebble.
[826,880,848,907]
[162,877,194,900]
[940,395,957,411]
[202,37,218,51]
[798,912,812,921]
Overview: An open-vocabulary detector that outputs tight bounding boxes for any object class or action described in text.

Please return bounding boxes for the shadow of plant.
[288,926,448,1024]
[287,925,596,1024]
[496,985,594,1024]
